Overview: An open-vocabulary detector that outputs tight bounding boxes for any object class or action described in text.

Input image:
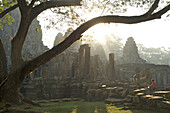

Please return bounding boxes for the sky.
[108,18,170,49]
[38,3,170,49]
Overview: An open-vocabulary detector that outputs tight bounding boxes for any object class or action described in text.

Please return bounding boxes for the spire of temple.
[122,37,146,64]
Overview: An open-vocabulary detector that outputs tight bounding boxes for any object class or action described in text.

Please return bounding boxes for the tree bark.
[0,38,8,84]
[0,71,24,104]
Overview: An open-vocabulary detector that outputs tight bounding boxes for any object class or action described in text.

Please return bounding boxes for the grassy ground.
[13,101,157,113]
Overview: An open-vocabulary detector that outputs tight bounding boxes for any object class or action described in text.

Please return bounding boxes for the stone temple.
[122,37,146,64]
[0,9,170,103]
[20,37,170,100]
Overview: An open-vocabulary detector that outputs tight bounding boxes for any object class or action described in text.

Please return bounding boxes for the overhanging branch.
[24,4,170,74]
[0,4,19,18]
[151,4,170,19]
[30,0,82,21]
[29,0,37,8]
[145,0,160,16]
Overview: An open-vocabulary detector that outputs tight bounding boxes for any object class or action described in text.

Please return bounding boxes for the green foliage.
[0,13,14,30]
[35,25,41,32]
[1,0,17,7]
[163,94,166,98]
[39,0,155,32]
[138,44,170,65]
[0,0,16,30]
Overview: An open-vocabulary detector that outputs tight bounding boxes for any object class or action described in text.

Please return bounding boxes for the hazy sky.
[109,19,170,49]
[113,7,170,49]
[38,4,170,49]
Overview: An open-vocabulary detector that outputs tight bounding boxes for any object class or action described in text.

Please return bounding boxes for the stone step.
[105,98,127,104]
[141,94,164,105]
[159,101,170,110]
[134,88,147,94]
[137,93,145,96]
[154,91,170,100]
[141,94,153,100]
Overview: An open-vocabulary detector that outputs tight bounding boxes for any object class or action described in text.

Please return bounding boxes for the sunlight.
[71,107,77,113]
[38,3,170,49]
[83,23,115,44]
[106,105,133,113]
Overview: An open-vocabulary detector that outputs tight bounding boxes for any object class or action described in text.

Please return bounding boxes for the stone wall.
[116,63,170,89]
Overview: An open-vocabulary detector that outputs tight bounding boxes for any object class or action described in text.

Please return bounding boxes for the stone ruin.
[119,37,146,64]
[0,9,170,111]
[21,37,170,103]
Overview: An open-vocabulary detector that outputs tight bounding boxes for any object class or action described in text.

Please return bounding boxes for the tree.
[138,44,170,65]
[0,0,170,104]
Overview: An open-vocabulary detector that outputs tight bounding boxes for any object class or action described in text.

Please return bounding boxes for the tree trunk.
[0,38,8,84]
[0,70,25,104]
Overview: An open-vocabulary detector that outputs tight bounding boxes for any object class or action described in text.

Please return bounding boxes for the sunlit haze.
[38,6,170,49]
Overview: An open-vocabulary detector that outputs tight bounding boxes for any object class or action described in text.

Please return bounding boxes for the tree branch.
[23,3,170,75]
[151,4,170,19]
[0,4,19,18]
[145,0,160,16]
[30,0,82,21]
[29,0,37,8]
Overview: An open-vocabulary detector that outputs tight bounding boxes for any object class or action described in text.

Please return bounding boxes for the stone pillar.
[79,44,90,81]
[84,45,90,80]
[79,46,84,79]
[109,53,115,81]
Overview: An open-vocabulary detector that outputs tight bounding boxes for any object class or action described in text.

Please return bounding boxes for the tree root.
[22,98,41,107]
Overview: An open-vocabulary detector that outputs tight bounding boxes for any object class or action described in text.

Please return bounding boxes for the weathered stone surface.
[105,98,127,104]
[132,95,140,104]
[136,93,145,97]
[108,53,116,81]
[154,91,170,100]
[122,37,146,64]
[134,89,141,94]
[159,101,170,109]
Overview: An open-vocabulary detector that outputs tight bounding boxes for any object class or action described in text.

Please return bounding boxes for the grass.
[13,101,157,113]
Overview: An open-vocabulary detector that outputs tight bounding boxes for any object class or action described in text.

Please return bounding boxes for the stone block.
[105,98,127,104]
[115,87,124,93]
[132,95,139,104]
[159,101,170,109]
[121,88,129,97]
